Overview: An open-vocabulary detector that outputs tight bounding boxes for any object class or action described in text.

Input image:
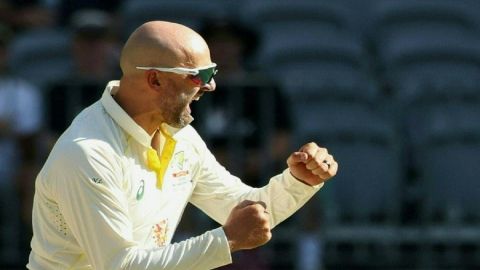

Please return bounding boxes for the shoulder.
[43,104,125,181]
[66,102,127,154]
[48,127,122,178]
[175,125,206,148]
[38,129,123,198]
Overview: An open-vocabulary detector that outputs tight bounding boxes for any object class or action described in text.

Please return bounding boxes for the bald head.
[120,21,212,75]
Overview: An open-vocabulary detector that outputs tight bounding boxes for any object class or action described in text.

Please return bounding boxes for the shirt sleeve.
[51,140,231,270]
[190,138,323,227]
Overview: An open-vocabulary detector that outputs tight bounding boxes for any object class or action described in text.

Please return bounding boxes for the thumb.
[287,152,308,166]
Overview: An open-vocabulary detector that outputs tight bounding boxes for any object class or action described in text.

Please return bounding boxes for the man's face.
[159,73,215,128]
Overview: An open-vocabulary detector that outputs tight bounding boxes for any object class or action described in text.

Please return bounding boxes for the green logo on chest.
[136,179,145,200]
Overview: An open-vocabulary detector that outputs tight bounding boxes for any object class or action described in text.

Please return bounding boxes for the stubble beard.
[176,108,194,128]
[162,88,198,128]
[165,103,194,128]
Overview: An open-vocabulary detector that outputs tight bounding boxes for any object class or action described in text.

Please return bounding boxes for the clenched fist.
[287,142,338,186]
[222,200,271,252]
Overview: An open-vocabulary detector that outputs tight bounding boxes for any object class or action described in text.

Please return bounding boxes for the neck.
[116,77,162,135]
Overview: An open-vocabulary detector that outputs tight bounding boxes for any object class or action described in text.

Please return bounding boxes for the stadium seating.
[8,28,72,88]
[240,0,359,33]
[294,101,405,267]
[406,102,480,267]
[368,0,480,104]
[369,0,480,44]
[378,28,480,103]
[253,23,374,104]
[119,0,226,40]
[407,103,480,222]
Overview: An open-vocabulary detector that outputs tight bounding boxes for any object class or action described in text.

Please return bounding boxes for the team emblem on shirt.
[172,151,189,178]
[173,151,185,170]
[152,219,168,246]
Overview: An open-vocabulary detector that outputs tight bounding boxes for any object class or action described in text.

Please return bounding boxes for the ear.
[146,70,161,89]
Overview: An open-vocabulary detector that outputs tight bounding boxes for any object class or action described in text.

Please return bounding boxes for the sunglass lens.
[198,67,218,84]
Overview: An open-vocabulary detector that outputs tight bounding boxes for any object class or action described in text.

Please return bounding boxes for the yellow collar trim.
[146,127,177,189]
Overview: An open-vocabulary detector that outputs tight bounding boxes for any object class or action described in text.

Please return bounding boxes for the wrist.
[289,170,312,186]
[222,226,238,252]
[228,239,238,252]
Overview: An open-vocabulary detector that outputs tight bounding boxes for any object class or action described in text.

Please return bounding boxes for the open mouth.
[187,93,203,114]
[193,91,204,101]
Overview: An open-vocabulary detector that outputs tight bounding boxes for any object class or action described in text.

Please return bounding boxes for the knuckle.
[252,204,264,213]
[306,161,316,170]
[265,231,272,242]
[248,207,264,219]
[244,206,258,215]
[303,142,317,152]
[314,154,324,163]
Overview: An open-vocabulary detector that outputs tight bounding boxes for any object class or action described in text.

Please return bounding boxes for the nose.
[201,78,216,92]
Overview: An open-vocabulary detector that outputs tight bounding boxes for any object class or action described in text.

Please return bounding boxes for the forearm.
[255,169,323,227]
[192,169,322,229]
[119,227,231,270]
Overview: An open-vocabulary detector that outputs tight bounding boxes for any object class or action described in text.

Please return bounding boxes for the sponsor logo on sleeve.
[152,219,169,246]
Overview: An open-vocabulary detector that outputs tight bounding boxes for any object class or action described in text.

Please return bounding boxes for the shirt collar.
[100,80,182,148]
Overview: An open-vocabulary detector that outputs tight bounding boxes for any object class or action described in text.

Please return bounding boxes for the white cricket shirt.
[27,81,323,270]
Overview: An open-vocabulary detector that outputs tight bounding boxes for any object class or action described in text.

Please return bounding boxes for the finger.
[300,142,320,161]
[320,162,330,172]
[247,202,267,214]
[328,161,338,176]
[320,154,335,172]
[255,201,267,210]
[306,149,328,170]
[248,203,270,221]
[287,151,308,166]
[300,142,319,152]
[325,154,334,164]
[312,161,338,180]
[312,167,329,177]
[235,200,256,209]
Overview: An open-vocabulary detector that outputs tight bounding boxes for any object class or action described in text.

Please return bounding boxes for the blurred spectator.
[294,195,325,270]
[69,9,119,81]
[46,9,120,135]
[0,24,43,267]
[56,0,123,25]
[0,0,55,31]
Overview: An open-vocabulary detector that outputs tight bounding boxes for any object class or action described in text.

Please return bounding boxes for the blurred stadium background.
[1,0,480,269]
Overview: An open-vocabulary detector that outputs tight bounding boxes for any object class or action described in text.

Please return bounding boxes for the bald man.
[27,21,337,270]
